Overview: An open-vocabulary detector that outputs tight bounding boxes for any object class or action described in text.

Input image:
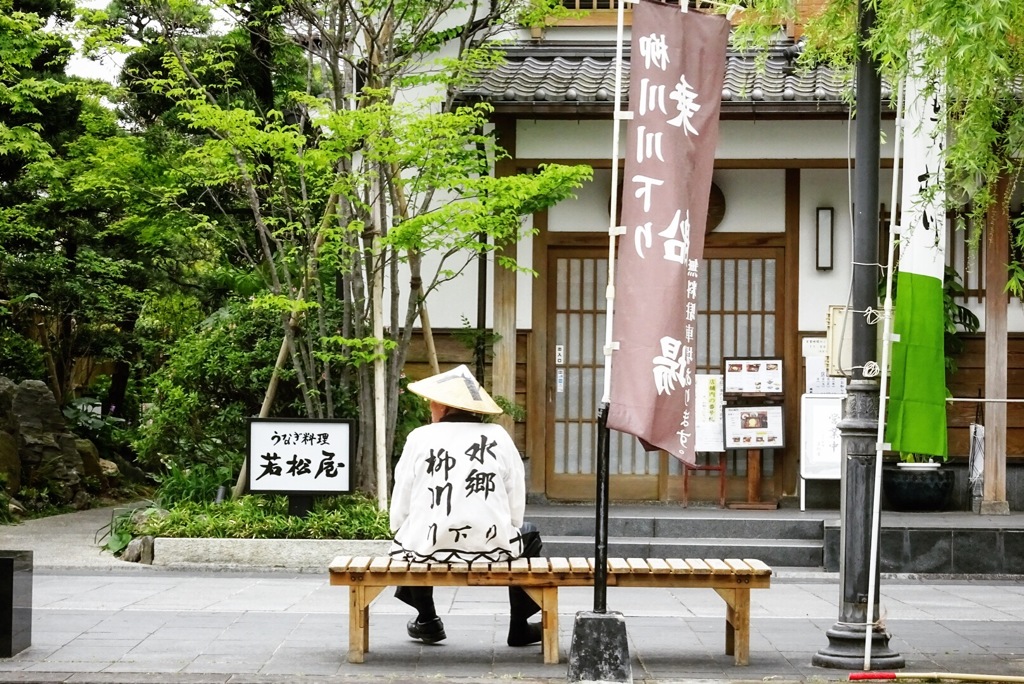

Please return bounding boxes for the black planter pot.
[882,465,955,511]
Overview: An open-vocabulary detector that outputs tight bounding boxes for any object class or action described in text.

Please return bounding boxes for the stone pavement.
[2,507,1024,684]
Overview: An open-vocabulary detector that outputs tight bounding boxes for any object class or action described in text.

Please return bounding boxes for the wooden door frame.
[541,238,661,501]
[525,169,801,504]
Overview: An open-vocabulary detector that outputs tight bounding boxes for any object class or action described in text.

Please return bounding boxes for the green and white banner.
[885,69,948,459]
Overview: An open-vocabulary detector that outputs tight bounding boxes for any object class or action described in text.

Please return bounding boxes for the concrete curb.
[152,537,391,572]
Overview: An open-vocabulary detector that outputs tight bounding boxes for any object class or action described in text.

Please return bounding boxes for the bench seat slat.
[646,558,671,573]
[705,559,731,573]
[685,558,712,573]
[348,556,373,572]
[608,557,630,573]
[626,558,651,572]
[664,558,691,573]
[529,558,551,573]
[329,556,352,572]
[744,558,773,574]
[724,559,754,574]
[549,557,571,573]
[368,557,391,573]
[569,557,591,572]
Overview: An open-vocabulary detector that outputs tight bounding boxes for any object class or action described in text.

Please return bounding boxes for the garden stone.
[11,380,83,503]
[76,439,104,482]
[0,433,19,493]
[140,535,154,564]
[121,538,143,563]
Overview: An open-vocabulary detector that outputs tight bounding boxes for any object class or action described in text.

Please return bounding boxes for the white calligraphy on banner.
[606,2,729,464]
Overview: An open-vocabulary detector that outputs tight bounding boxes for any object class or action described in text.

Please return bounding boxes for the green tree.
[79,0,592,497]
[732,0,1024,255]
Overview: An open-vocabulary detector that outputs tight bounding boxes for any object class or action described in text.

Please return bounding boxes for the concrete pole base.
[566,611,632,684]
[813,623,904,670]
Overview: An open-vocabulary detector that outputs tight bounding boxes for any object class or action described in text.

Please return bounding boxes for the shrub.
[154,460,238,506]
[127,493,390,540]
[131,300,293,471]
[0,328,46,383]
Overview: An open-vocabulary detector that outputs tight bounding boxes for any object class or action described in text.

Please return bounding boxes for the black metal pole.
[476,232,487,382]
[594,404,611,613]
[814,0,903,668]
[566,403,630,683]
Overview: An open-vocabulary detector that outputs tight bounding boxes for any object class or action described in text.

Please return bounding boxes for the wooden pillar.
[492,117,518,433]
[982,172,1010,514]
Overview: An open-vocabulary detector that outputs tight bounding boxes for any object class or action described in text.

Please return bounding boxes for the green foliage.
[128,494,390,540]
[96,505,137,555]
[733,0,1024,244]
[493,395,526,423]
[154,460,237,507]
[63,396,127,454]
[131,299,290,470]
[0,327,46,382]
[69,0,593,498]
[940,266,980,374]
[515,0,587,29]
[0,474,12,525]
[393,372,430,464]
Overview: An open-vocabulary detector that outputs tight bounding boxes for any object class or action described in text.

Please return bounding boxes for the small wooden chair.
[682,452,727,508]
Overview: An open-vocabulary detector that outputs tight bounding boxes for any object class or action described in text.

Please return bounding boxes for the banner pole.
[595,0,629,615]
[865,76,905,670]
[566,2,633,681]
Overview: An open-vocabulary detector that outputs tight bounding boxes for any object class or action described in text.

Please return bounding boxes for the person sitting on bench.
[389,365,543,648]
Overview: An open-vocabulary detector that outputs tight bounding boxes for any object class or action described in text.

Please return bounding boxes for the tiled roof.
[457,41,892,117]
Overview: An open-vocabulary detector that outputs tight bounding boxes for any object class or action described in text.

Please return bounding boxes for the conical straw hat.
[407,365,502,415]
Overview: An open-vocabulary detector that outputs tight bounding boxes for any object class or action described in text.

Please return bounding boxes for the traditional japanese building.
[408,1,1024,510]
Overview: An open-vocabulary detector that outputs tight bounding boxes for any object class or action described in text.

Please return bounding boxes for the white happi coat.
[389,421,526,563]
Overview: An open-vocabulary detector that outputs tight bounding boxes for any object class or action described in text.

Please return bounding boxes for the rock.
[72,489,91,510]
[76,439,104,482]
[0,432,19,493]
[11,380,83,503]
[0,377,15,433]
[140,535,154,564]
[122,538,143,563]
[99,458,119,478]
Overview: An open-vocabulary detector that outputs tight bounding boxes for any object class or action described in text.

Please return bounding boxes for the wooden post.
[982,172,1010,514]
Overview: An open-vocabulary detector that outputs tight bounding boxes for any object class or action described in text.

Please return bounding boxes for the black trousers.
[395,521,543,623]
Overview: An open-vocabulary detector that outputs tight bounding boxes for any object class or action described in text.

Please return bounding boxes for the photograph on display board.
[724,405,785,448]
[723,358,783,394]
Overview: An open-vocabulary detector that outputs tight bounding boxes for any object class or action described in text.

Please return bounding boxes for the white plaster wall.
[516,119,898,162]
[712,169,784,232]
[548,170,612,231]
[799,168,856,332]
[387,220,536,330]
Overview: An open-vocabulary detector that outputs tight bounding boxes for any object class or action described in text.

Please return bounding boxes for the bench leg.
[347,585,385,663]
[715,587,751,666]
[524,587,560,664]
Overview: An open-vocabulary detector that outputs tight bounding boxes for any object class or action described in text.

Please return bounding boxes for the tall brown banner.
[606,1,730,465]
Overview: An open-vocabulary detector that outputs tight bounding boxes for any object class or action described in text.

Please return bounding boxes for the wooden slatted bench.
[328,555,771,666]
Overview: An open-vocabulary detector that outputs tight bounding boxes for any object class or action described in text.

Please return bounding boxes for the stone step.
[543,536,824,569]
[529,513,824,541]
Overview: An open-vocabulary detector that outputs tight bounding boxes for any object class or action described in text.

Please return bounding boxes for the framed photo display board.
[723,358,783,395]
[724,405,785,449]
